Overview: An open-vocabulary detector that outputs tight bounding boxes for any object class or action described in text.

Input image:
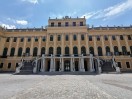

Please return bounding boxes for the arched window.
[114,46,119,55]
[81,46,86,55]
[98,47,103,56]
[18,47,22,57]
[65,47,69,56]
[26,47,30,54]
[3,47,8,56]
[49,47,53,55]
[73,46,78,56]
[130,46,132,54]
[57,47,61,56]
[106,46,110,55]
[10,47,15,56]
[33,47,38,56]
[41,47,45,55]
[89,47,94,55]
[122,46,127,55]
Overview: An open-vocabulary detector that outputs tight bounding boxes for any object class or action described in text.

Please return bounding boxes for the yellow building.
[0,16,132,73]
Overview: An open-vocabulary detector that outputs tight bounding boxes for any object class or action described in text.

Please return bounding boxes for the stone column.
[23,37,27,54]
[53,34,57,55]
[117,36,122,52]
[93,36,98,56]
[54,58,56,71]
[7,37,13,56]
[62,58,64,71]
[70,34,73,55]
[78,33,81,55]
[38,37,42,56]
[101,36,105,56]
[0,37,6,56]
[124,35,130,52]
[61,34,64,55]
[40,54,45,72]
[85,33,89,54]
[72,55,75,72]
[14,38,20,56]
[70,58,73,72]
[45,34,49,54]
[80,54,85,72]
[89,54,94,72]
[59,57,62,72]
[109,35,114,54]
[50,54,55,72]
[30,37,34,56]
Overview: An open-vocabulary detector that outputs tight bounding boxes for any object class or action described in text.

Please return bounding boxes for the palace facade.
[0,16,132,73]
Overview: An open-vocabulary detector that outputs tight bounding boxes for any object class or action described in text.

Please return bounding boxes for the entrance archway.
[64,60,70,71]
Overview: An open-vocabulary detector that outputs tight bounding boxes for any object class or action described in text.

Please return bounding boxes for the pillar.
[30,37,34,56]
[101,36,105,56]
[70,58,73,72]
[38,37,42,56]
[116,36,122,52]
[89,54,94,72]
[22,37,27,54]
[53,34,56,55]
[40,54,45,72]
[124,35,130,52]
[93,36,98,55]
[45,34,49,54]
[70,34,73,55]
[14,38,20,56]
[109,35,114,54]
[50,54,55,72]
[78,33,81,54]
[85,33,89,54]
[61,34,64,55]
[7,37,13,56]
[79,54,85,72]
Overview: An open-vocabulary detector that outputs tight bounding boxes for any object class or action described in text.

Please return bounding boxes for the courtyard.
[0,73,132,99]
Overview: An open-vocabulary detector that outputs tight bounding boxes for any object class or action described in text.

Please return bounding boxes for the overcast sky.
[0,0,132,29]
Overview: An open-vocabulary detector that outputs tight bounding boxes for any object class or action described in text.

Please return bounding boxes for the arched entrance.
[64,60,70,71]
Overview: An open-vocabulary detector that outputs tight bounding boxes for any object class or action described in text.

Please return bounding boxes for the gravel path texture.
[0,73,132,99]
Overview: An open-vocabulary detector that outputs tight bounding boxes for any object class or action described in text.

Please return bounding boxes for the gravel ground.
[0,73,132,99]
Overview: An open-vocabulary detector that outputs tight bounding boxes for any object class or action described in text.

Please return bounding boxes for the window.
[42,36,46,42]
[50,35,53,41]
[65,47,69,56]
[16,63,19,68]
[33,47,38,56]
[128,35,131,40]
[73,35,77,41]
[18,47,22,57]
[80,22,83,26]
[51,22,54,27]
[122,46,127,55]
[81,35,84,40]
[81,46,86,55]
[97,36,100,41]
[6,37,10,42]
[106,46,110,56]
[0,63,3,68]
[26,47,30,54]
[28,37,31,42]
[49,47,53,55]
[13,37,17,42]
[89,36,92,41]
[58,22,61,27]
[73,46,78,55]
[104,35,108,41]
[112,35,116,40]
[126,62,130,68]
[120,35,124,40]
[41,47,45,55]
[65,22,69,26]
[8,63,11,69]
[66,35,69,41]
[10,47,15,56]
[98,47,103,56]
[114,46,119,56]
[58,35,61,41]
[117,62,121,68]
[89,47,94,55]
[57,47,61,56]
[130,46,132,54]
[35,37,38,42]
[20,37,24,42]
[2,47,8,57]
[73,22,76,26]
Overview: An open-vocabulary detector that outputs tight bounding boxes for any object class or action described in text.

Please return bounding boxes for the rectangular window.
[117,62,121,68]
[81,35,84,40]
[65,22,69,26]
[42,36,46,42]
[66,35,69,41]
[80,22,83,26]
[28,37,31,42]
[20,37,24,42]
[35,37,38,42]
[73,22,76,26]
[89,36,92,41]
[120,35,124,40]
[112,35,116,40]
[97,36,100,41]
[16,63,19,67]
[104,35,108,41]
[51,22,54,27]
[128,35,131,40]
[8,63,11,69]
[0,63,3,68]
[13,37,17,42]
[50,35,53,41]
[6,37,10,42]
[58,35,61,41]
[126,62,130,68]
[58,22,61,27]
[73,35,77,41]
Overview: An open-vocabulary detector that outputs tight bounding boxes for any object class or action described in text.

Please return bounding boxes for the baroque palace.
[0,16,132,74]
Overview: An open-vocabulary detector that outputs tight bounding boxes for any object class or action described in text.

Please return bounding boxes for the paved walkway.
[0,73,132,99]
